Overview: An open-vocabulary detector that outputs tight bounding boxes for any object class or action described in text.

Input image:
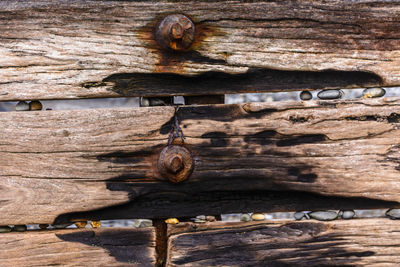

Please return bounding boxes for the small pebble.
[13,225,27,232]
[240,214,251,222]
[309,211,338,221]
[362,87,386,98]
[29,100,43,111]
[134,219,153,228]
[74,221,87,228]
[300,91,312,101]
[15,101,30,111]
[139,97,150,107]
[190,215,207,223]
[165,218,179,224]
[317,89,343,100]
[39,224,49,229]
[386,209,400,219]
[90,221,101,228]
[341,210,355,219]
[251,213,265,221]
[0,226,11,233]
[205,216,216,222]
[294,212,305,220]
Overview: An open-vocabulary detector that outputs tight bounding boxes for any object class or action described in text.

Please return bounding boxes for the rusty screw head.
[155,14,196,51]
[157,145,194,183]
[165,154,184,174]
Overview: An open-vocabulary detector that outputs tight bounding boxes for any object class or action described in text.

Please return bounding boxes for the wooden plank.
[2,97,400,224]
[0,227,156,267]
[0,0,398,100]
[166,219,400,266]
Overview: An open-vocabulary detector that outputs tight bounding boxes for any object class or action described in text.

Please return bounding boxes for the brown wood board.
[1,98,400,224]
[0,227,156,267]
[0,0,398,100]
[166,219,400,266]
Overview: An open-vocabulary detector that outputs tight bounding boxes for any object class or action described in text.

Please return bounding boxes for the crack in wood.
[98,68,383,97]
[53,189,400,225]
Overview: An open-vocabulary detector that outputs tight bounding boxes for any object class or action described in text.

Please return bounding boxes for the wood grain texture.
[0,0,398,100]
[2,97,400,224]
[166,219,400,266]
[0,227,156,267]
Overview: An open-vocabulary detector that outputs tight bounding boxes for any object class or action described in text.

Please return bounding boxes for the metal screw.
[157,145,194,183]
[155,14,196,51]
[170,23,184,39]
[165,154,184,174]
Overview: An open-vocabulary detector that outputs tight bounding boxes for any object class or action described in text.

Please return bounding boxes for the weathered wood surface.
[167,219,400,266]
[0,227,156,267]
[0,0,399,100]
[2,97,400,224]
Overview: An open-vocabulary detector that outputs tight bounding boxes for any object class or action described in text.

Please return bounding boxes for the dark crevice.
[154,219,168,267]
[95,68,383,97]
[345,113,400,123]
[53,189,399,225]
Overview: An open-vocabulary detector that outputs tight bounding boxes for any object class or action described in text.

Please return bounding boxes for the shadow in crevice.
[98,68,383,97]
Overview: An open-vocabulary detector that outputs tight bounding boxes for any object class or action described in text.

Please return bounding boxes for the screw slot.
[155,14,196,51]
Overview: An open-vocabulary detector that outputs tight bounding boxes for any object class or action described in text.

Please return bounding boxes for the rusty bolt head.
[155,14,195,51]
[157,145,194,183]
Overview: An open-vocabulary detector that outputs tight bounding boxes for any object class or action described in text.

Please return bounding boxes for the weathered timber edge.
[166,219,400,266]
[0,227,156,267]
[0,0,399,100]
[1,97,400,224]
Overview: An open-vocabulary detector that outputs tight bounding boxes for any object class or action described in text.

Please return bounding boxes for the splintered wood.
[0,0,399,100]
[0,98,400,224]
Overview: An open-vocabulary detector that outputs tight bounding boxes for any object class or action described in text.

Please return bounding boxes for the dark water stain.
[277,134,327,147]
[241,129,327,148]
[97,68,383,98]
[288,167,318,183]
[169,221,374,266]
[244,130,277,146]
[201,131,229,146]
[56,229,155,266]
[160,105,278,134]
[96,145,163,164]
